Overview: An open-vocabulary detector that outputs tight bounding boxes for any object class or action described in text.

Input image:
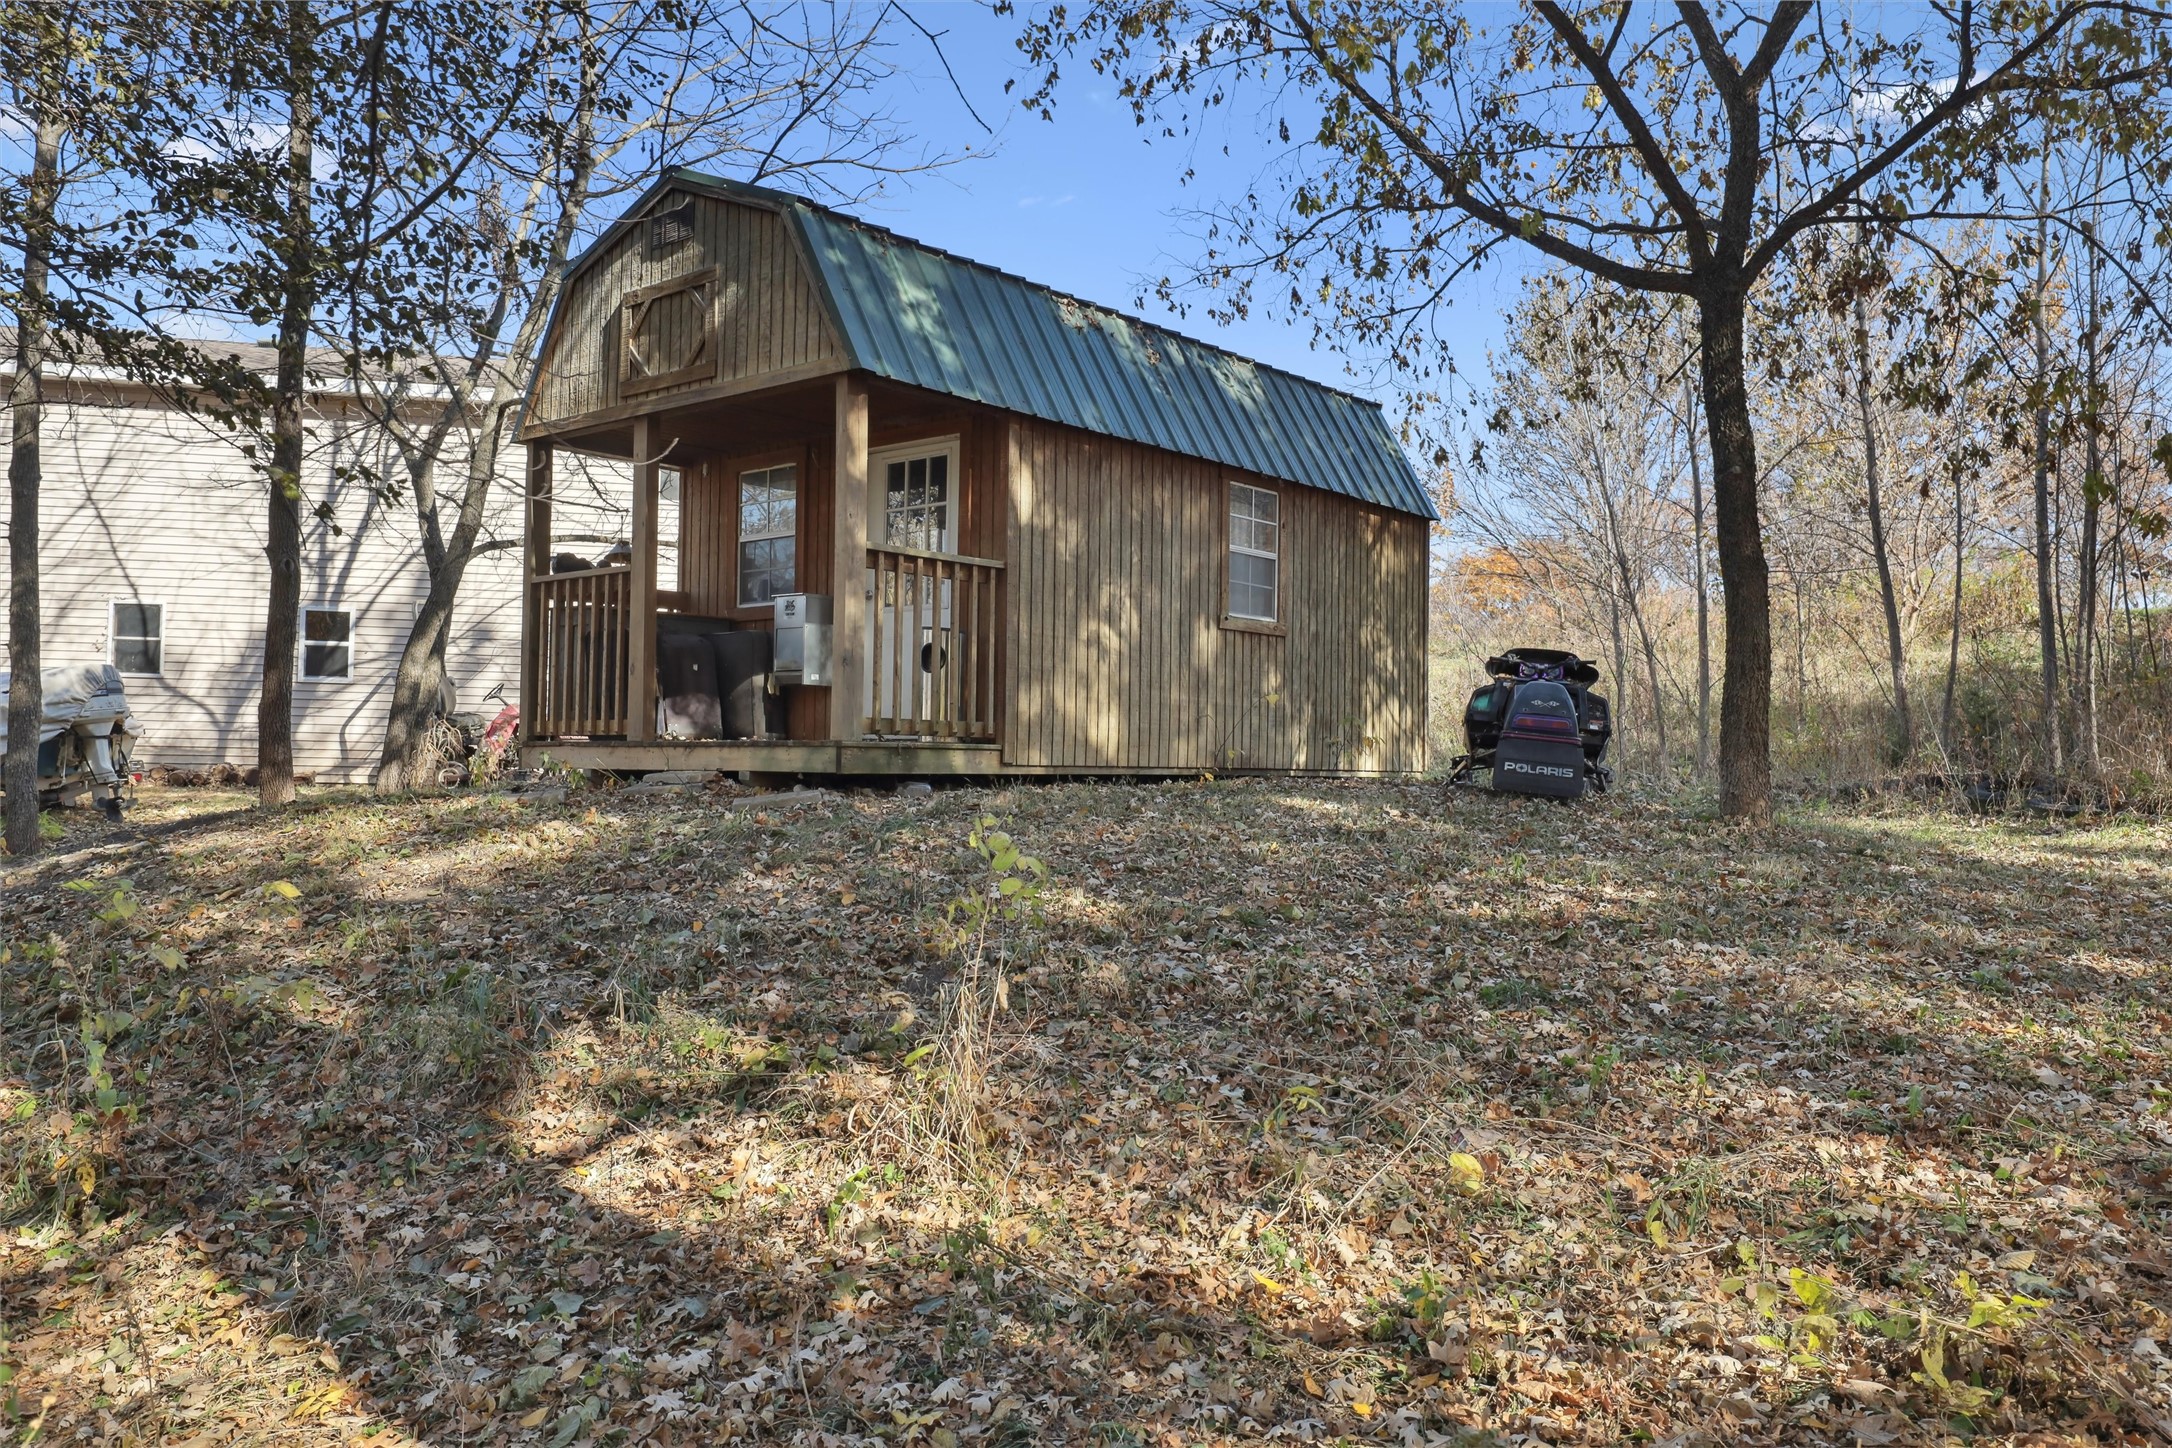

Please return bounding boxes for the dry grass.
[2,777,2169,1445]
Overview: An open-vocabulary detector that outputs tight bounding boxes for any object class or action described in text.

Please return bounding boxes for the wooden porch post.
[627,417,660,742]
[830,373,869,742]
[519,441,551,744]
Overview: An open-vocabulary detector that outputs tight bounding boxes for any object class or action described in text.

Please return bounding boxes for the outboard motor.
[0,663,140,820]
[1448,647,1614,799]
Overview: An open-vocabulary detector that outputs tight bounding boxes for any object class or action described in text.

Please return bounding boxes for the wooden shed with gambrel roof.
[515,169,1435,777]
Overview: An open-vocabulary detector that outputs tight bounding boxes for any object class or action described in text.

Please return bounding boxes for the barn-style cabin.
[515,169,1434,778]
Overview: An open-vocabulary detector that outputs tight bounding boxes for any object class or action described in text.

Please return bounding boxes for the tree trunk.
[1941,461,1964,753]
[1853,293,1912,765]
[375,10,605,791]
[4,108,65,857]
[258,1,314,808]
[1595,451,1667,768]
[376,437,495,793]
[2073,229,2102,778]
[1697,284,1772,822]
[2030,182,2062,786]
[1633,597,1667,773]
[1685,376,1711,778]
[375,569,460,791]
[1606,579,1631,776]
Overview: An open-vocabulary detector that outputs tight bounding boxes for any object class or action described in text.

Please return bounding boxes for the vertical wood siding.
[674,440,836,741]
[1004,417,1426,773]
[666,406,1010,743]
[528,193,846,428]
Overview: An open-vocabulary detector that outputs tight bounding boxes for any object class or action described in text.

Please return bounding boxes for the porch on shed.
[518,371,1012,769]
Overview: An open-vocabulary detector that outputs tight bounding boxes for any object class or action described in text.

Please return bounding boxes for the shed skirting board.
[536,740,1005,776]
[526,740,1410,780]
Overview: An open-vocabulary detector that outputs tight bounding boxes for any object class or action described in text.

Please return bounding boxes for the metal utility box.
[772,593,833,686]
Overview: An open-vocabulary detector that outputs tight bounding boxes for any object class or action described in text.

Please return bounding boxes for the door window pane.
[883,451,950,552]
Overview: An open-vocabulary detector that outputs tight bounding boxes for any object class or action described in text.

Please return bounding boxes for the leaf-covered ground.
[3,779,2169,1446]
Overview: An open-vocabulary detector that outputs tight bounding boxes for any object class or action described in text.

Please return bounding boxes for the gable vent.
[649,202,696,257]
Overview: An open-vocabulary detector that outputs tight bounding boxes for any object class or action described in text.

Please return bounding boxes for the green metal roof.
[674,170,1437,521]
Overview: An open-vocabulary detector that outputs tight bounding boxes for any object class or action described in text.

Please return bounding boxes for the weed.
[391,964,524,1095]
[906,818,1047,1173]
[1477,975,1552,1010]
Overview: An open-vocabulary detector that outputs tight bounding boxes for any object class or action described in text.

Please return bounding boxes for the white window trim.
[1227,481,1280,623]
[867,435,961,554]
[108,598,167,677]
[300,605,356,683]
[737,462,799,607]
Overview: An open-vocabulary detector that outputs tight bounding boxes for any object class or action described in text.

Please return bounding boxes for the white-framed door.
[866,437,960,731]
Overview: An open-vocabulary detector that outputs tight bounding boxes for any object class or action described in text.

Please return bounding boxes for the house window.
[110,601,163,675]
[1227,482,1279,622]
[302,607,353,681]
[738,463,797,605]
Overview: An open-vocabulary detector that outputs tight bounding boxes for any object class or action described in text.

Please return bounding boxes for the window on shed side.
[302,607,353,681]
[110,601,163,675]
[738,463,797,606]
[1227,482,1280,622]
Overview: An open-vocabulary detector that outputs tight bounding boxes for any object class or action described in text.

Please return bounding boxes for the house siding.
[2,379,646,782]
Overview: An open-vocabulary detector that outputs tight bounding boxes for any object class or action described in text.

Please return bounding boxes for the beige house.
[0,343,649,782]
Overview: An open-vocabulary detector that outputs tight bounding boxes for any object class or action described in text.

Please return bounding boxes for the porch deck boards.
[535,739,1005,776]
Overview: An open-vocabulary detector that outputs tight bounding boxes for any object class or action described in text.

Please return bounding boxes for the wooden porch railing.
[866,545,1003,741]
[527,566,630,737]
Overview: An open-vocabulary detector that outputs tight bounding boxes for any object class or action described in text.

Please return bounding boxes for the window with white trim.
[737,463,797,605]
[302,607,353,681]
[1227,482,1279,622]
[880,447,952,552]
[110,601,163,675]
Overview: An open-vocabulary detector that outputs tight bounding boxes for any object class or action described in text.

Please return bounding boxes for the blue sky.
[868,2,1517,419]
[0,1,1518,429]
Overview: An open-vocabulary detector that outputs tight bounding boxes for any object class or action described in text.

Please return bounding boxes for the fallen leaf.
[1447,1151,1485,1193]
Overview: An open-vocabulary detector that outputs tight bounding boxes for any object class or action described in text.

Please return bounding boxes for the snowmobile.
[1448,648,1613,800]
[0,663,141,820]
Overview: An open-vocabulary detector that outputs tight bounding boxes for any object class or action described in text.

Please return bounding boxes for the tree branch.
[1534,1,1712,265]
[1280,0,1695,295]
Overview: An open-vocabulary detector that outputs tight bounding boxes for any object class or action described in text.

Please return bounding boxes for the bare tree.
[144,0,537,806]
[363,0,953,791]
[1465,284,1687,776]
[2031,159,2067,786]
[1849,285,1913,761]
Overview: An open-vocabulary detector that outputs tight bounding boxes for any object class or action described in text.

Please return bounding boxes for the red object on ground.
[482,705,519,760]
